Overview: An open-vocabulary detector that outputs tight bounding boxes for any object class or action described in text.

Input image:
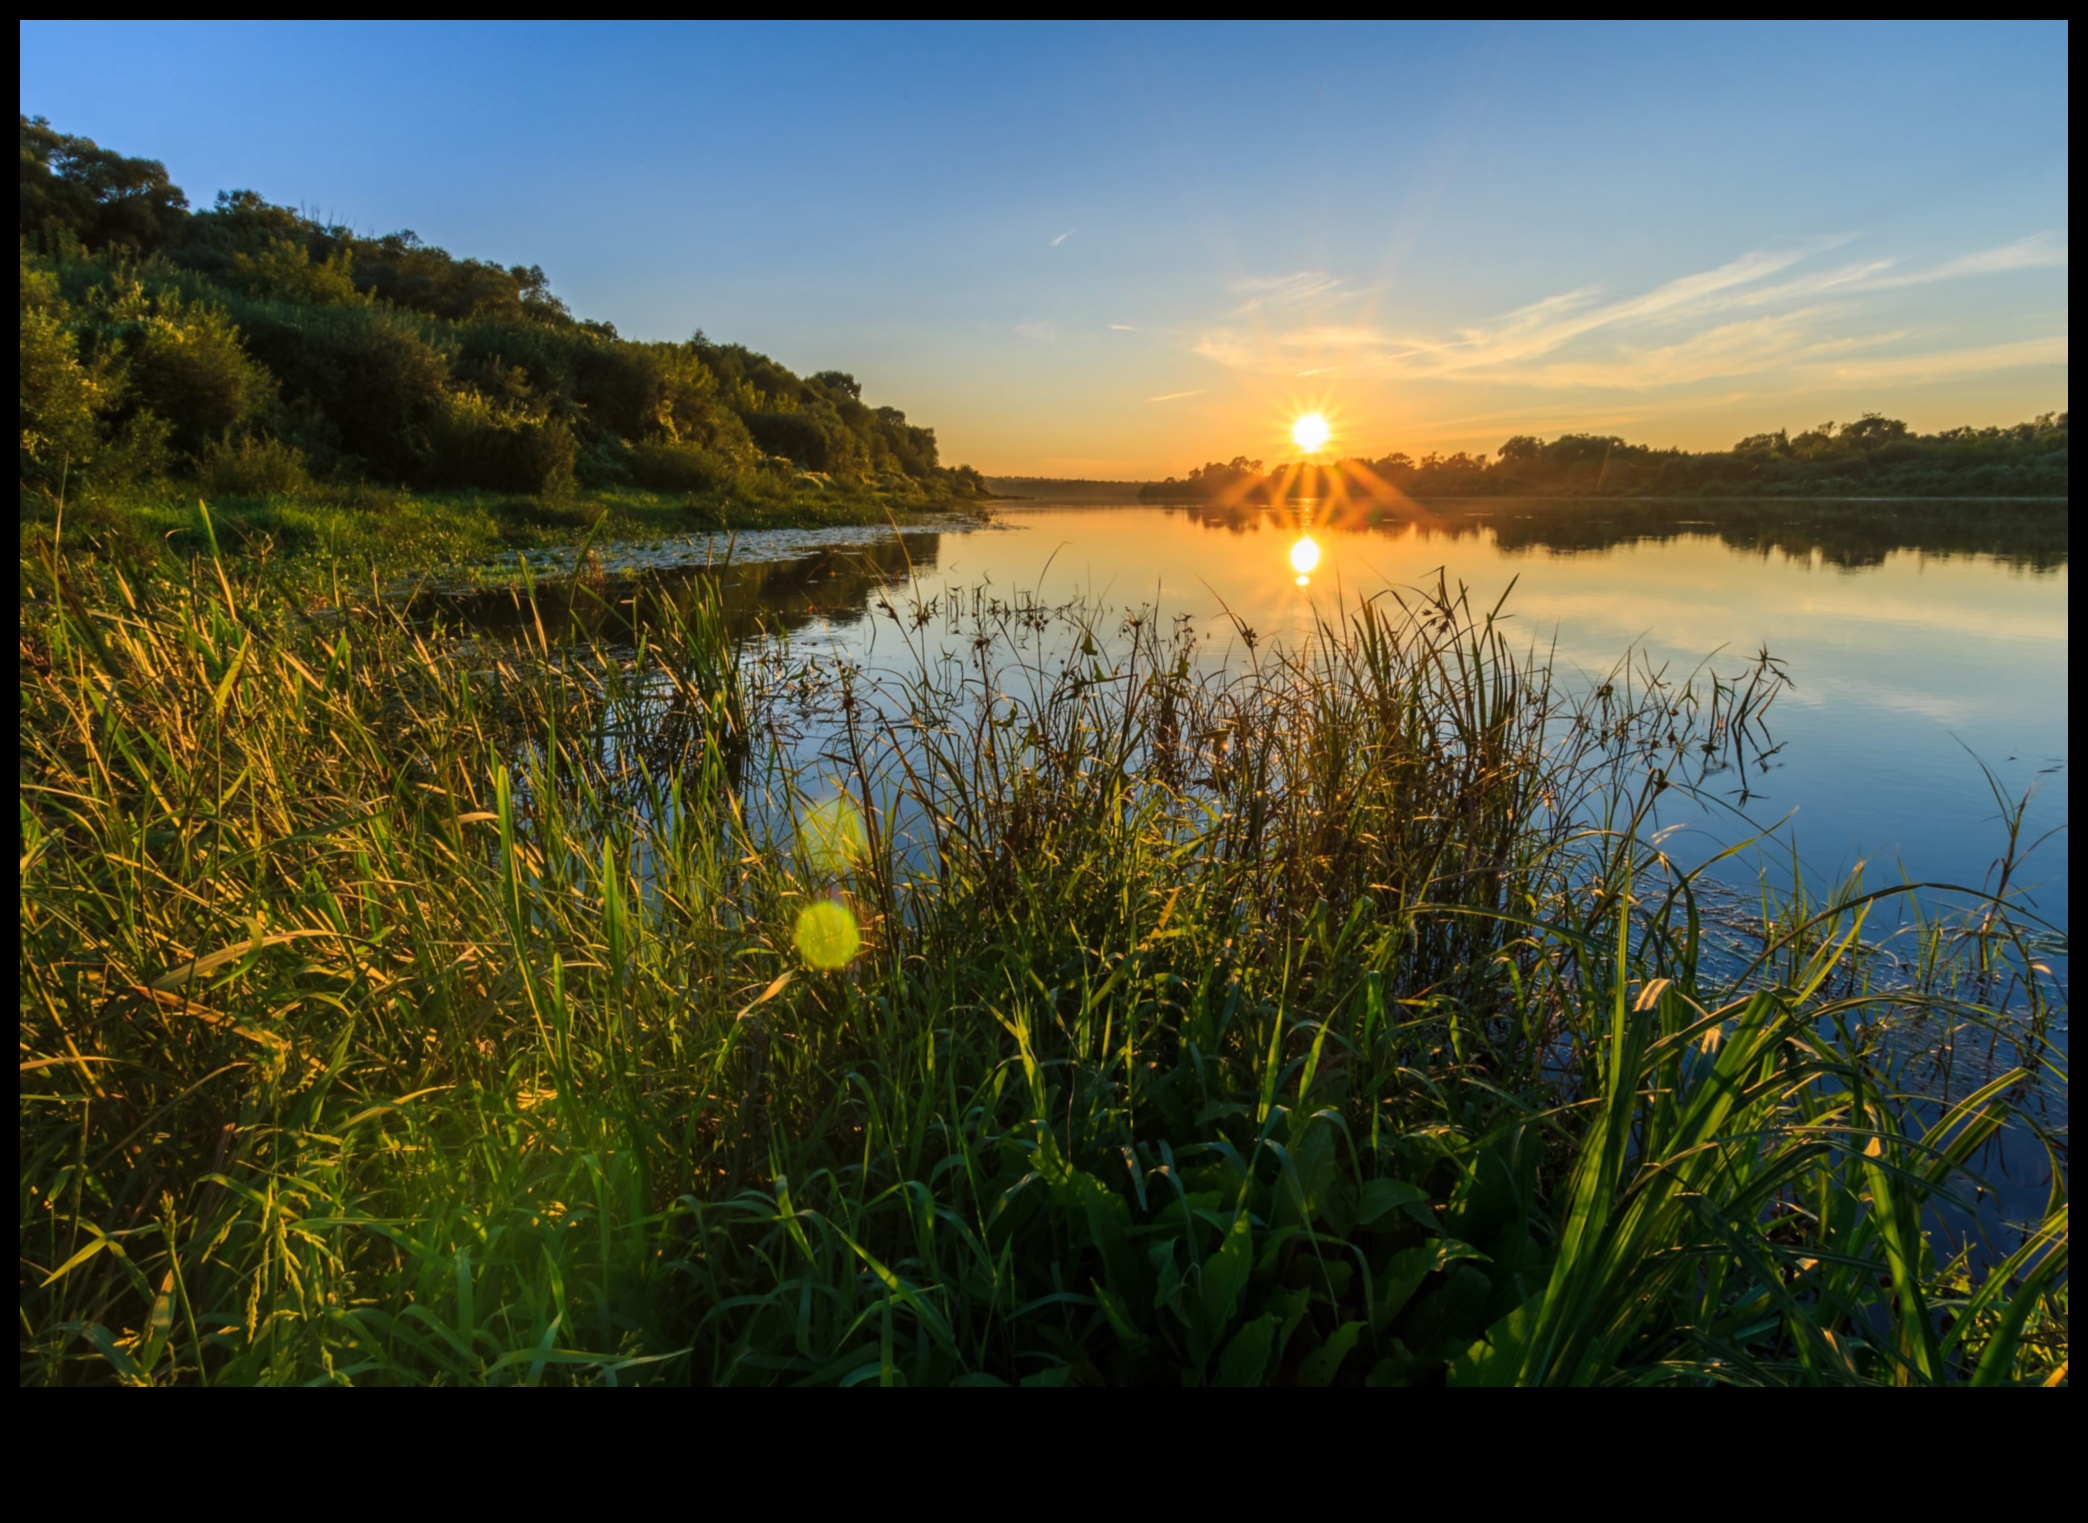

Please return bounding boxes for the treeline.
[982,476,1149,501]
[1143,412,2069,502]
[19,116,988,506]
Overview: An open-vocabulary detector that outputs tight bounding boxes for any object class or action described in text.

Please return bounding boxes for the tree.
[20,115,189,252]
[122,295,272,454]
[1840,413,1909,446]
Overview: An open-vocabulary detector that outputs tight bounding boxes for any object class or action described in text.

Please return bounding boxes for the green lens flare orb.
[799,795,868,873]
[794,900,861,969]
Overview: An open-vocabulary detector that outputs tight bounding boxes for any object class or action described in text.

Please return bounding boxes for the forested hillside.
[20,116,987,511]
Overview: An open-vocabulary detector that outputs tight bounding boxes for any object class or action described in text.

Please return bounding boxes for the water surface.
[439,496,2070,933]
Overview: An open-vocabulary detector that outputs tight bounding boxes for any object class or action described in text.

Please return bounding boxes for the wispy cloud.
[1148,389,1207,403]
[1864,233,2067,288]
[1797,334,2067,386]
[1231,270,1346,313]
[1195,235,2068,392]
[1108,323,1137,331]
[1050,228,1076,247]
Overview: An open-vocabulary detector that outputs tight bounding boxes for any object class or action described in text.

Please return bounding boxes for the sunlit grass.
[16,522,2066,1386]
[19,473,984,584]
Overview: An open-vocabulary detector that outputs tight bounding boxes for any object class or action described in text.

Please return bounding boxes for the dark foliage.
[18,115,987,503]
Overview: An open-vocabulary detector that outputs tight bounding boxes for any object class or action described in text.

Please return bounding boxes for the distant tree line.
[19,116,988,505]
[1143,413,2068,502]
[981,476,1156,501]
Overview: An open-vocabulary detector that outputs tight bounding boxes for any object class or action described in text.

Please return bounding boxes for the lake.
[453,496,2069,946]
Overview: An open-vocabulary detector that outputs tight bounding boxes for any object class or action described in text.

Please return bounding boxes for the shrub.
[743,409,832,469]
[426,392,576,494]
[574,435,634,490]
[232,302,452,481]
[18,304,109,488]
[226,238,360,306]
[197,434,309,497]
[123,297,272,455]
[627,440,734,494]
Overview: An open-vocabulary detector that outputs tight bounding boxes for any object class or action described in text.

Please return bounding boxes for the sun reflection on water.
[1289,535,1321,586]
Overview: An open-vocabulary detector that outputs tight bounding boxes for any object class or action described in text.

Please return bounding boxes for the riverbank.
[19,475,992,580]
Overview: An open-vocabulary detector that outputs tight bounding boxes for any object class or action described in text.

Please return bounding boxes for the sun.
[1291,412,1331,453]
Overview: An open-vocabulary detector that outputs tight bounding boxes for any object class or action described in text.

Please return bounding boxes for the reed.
[17,525,2066,1385]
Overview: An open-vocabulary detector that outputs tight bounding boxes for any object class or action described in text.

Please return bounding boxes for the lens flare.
[1292,413,1331,452]
[1289,536,1322,575]
[794,900,861,970]
[798,795,867,873]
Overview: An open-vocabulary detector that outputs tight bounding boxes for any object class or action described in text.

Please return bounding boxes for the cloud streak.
[1196,235,2067,392]
[1797,334,2067,386]
[1147,389,1207,403]
[1231,270,1346,312]
[1050,228,1076,247]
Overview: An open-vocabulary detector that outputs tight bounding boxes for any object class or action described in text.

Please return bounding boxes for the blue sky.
[21,21,2069,474]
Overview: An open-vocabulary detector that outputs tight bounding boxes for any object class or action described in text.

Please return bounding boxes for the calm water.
[448,499,2062,927]
[930,502,2071,932]
[443,496,2070,932]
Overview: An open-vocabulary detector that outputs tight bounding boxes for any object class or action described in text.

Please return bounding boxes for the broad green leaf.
[1199,1207,1255,1342]
[1217,1314,1278,1386]
[1355,1178,1431,1228]
[1093,1280,1149,1356]
[1447,1294,1540,1387]
[1296,1319,1364,1386]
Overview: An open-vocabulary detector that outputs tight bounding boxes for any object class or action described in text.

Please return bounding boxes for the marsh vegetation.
[18,519,2066,1385]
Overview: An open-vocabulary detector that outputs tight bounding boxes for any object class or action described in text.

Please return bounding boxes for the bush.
[627,440,734,494]
[124,297,271,455]
[18,304,108,487]
[226,238,360,306]
[198,434,309,497]
[425,392,576,494]
[233,301,451,481]
[743,409,832,469]
[574,435,634,490]
[19,297,171,492]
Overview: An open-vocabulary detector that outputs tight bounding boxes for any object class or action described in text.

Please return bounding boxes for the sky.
[20,20,2070,477]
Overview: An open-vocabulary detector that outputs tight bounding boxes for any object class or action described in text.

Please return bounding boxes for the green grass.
[20,472,985,583]
[17,527,2067,1386]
